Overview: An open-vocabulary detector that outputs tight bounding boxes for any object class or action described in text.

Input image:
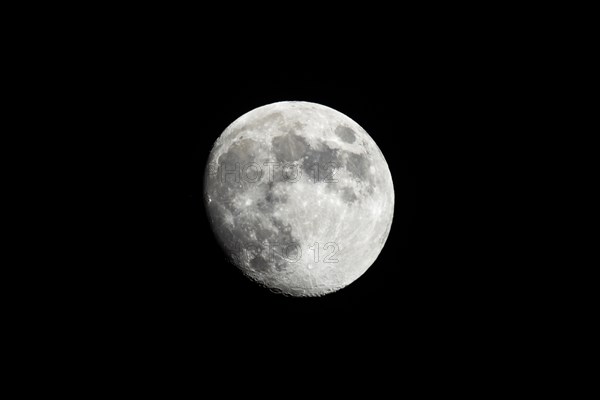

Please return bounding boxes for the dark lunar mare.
[334,125,356,143]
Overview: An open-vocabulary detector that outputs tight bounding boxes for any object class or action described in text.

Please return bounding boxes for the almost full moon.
[204,101,394,296]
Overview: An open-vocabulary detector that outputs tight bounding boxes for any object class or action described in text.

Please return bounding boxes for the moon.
[204,101,394,296]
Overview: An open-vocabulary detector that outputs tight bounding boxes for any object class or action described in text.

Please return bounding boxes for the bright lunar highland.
[204,101,394,296]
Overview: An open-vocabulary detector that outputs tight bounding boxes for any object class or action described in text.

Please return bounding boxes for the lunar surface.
[204,101,394,296]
